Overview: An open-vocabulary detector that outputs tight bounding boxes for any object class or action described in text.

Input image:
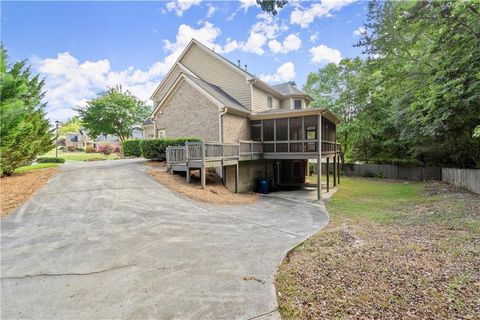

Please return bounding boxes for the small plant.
[66,145,76,152]
[97,144,113,155]
[85,145,96,153]
[37,157,65,163]
[112,146,120,153]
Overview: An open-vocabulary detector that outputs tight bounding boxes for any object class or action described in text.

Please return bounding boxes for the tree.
[78,86,150,141]
[0,44,54,176]
[256,0,287,15]
[59,116,82,135]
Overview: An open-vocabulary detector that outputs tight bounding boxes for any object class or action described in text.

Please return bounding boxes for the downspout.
[218,107,228,142]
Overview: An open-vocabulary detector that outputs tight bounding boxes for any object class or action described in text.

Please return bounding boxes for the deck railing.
[166,140,341,168]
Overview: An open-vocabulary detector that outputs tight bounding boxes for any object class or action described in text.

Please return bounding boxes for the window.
[267,95,273,109]
[157,129,166,139]
[294,99,302,109]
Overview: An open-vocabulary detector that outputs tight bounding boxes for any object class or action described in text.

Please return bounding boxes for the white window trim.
[293,99,302,110]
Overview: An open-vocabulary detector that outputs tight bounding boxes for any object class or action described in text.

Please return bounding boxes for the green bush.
[37,157,65,163]
[140,137,200,160]
[121,139,142,157]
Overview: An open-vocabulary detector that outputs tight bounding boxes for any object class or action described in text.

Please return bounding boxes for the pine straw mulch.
[276,180,480,320]
[145,161,257,205]
[1,167,59,217]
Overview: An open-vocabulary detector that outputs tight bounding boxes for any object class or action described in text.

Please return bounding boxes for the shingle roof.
[143,119,153,125]
[271,82,308,96]
[185,74,248,112]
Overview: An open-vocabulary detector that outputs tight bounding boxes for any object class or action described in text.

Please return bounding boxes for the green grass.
[42,149,121,161]
[14,163,60,173]
[327,177,423,223]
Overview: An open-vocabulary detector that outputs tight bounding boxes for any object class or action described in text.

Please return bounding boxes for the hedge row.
[37,157,65,163]
[140,138,200,160]
[121,139,142,157]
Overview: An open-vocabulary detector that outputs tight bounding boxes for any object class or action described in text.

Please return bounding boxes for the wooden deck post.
[333,155,337,187]
[186,167,190,183]
[317,113,322,200]
[235,163,239,193]
[326,157,330,193]
[201,167,206,189]
[337,152,341,185]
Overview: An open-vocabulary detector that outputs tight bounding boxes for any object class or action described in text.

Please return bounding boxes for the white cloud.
[165,0,202,17]
[35,22,224,121]
[291,0,356,28]
[239,0,259,12]
[309,44,342,64]
[353,26,365,36]
[268,33,302,54]
[310,32,319,43]
[206,4,217,18]
[260,62,296,83]
[222,31,267,55]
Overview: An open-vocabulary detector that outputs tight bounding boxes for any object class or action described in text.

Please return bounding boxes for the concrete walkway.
[1,159,328,319]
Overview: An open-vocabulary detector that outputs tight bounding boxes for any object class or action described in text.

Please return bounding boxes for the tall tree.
[256,0,287,15]
[78,86,150,141]
[0,44,54,176]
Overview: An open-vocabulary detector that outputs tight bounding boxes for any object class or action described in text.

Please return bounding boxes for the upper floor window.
[267,95,273,109]
[294,99,302,109]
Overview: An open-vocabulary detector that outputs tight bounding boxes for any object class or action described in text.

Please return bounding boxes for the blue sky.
[2,0,368,122]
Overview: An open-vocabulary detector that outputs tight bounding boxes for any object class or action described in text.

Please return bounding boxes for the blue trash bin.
[259,178,270,194]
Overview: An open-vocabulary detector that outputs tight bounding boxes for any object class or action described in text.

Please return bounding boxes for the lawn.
[14,163,60,173]
[276,177,479,319]
[42,149,121,161]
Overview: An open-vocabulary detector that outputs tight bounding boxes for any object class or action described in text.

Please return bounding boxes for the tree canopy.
[59,116,82,135]
[0,44,54,176]
[78,86,150,141]
[304,0,480,168]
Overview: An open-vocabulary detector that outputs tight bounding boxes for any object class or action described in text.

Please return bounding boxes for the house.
[145,39,341,199]
[65,128,144,149]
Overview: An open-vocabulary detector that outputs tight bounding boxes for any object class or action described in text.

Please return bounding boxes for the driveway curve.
[1,159,328,319]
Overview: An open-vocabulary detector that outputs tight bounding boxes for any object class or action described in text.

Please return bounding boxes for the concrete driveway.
[1,159,328,319]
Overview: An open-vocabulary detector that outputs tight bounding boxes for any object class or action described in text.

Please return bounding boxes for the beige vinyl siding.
[280,98,292,109]
[152,65,182,104]
[181,44,251,109]
[252,86,280,112]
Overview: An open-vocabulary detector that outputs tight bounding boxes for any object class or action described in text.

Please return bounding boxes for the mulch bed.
[1,168,59,217]
[146,161,257,205]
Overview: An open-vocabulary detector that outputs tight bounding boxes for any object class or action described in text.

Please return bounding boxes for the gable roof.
[184,74,248,113]
[272,82,308,96]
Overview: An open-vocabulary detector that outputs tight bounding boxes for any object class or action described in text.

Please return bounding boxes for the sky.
[1,0,368,122]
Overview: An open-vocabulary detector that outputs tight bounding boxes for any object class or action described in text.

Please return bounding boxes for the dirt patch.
[276,179,480,319]
[146,161,257,205]
[1,168,59,217]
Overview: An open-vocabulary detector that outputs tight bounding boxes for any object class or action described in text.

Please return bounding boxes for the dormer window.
[294,99,302,109]
[267,95,273,109]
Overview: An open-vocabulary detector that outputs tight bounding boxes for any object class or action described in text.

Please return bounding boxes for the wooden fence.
[341,163,479,194]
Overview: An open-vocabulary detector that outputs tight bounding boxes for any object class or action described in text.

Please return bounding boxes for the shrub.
[76,147,85,152]
[121,139,142,157]
[97,144,113,155]
[113,146,120,153]
[140,137,200,160]
[85,145,96,153]
[66,145,76,152]
[37,157,65,163]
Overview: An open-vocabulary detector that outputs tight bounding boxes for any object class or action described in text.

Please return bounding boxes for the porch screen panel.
[289,117,303,140]
[276,118,288,141]
[251,120,261,141]
[304,116,318,140]
[263,120,274,141]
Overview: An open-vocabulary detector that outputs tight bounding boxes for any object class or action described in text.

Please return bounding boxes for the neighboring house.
[65,128,144,149]
[146,39,341,199]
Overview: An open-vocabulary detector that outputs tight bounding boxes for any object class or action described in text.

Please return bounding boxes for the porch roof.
[249,108,341,124]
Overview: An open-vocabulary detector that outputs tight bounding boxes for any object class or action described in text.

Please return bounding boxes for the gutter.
[218,107,228,142]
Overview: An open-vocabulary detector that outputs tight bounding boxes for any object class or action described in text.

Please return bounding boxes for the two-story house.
[145,39,340,199]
